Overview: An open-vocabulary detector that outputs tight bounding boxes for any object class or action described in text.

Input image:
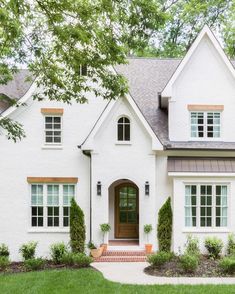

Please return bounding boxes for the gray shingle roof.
[2,58,235,150]
[116,58,235,150]
[0,69,33,114]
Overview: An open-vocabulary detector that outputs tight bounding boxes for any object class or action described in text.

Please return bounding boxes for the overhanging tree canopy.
[0,0,166,141]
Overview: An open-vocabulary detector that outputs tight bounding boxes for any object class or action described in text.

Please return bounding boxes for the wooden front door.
[115,184,139,239]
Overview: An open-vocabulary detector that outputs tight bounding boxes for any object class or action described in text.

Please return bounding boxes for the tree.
[157,197,172,252]
[70,198,86,253]
[135,0,233,58]
[0,0,166,141]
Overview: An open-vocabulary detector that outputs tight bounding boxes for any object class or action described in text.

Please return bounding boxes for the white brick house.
[1,25,235,261]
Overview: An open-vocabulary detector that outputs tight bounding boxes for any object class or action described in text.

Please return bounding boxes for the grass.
[1,268,235,294]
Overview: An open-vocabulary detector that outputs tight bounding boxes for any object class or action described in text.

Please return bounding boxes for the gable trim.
[81,94,163,151]
[0,79,37,118]
[161,25,235,97]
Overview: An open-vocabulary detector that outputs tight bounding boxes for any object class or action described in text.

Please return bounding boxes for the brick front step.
[103,250,146,256]
[94,255,147,262]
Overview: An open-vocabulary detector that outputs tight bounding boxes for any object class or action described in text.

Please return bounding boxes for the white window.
[63,185,75,226]
[31,185,44,227]
[190,112,221,138]
[30,184,75,228]
[117,117,130,141]
[185,184,228,228]
[45,116,62,144]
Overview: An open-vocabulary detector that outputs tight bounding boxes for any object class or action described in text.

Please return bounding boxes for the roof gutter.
[77,146,92,242]
[165,145,235,152]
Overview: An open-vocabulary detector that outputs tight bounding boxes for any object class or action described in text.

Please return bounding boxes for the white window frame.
[44,115,63,146]
[29,183,76,231]
[184,183,229,230]
[117,116,131,143]
[190,111,222,140]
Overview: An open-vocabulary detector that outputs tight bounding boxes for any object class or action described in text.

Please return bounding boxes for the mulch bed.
[145,256,235,277]
[0,261,91,275]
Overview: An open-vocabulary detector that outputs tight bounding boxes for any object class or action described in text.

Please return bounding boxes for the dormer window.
[190,112,221,139]
[117,117,130,141]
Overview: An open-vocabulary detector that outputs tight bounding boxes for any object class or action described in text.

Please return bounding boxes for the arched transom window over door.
[117,117,130,141]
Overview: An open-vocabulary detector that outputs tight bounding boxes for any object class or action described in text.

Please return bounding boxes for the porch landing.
[94,240,147,262]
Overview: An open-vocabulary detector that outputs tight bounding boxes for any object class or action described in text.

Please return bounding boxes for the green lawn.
[1,268,235,294]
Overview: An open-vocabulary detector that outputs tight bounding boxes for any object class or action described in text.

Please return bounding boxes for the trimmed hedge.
[157,197,172,252]
[70,198,86,253]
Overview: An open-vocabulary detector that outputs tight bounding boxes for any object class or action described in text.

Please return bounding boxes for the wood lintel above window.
[187,105,224,111]
[27,177,78,183]
[41,108,64,115]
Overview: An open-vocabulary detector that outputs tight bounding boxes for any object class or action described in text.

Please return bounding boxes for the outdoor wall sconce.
[97,181,102,196]
[145,181,150,196]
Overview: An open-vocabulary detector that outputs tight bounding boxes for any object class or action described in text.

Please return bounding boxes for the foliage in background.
[70,198,86,253]
[19,241,37,261]
[135,0,233,58]
[157,197,172,252]
[0,0,166,141]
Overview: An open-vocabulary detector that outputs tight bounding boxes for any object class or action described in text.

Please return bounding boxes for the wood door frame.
[114,183,139,239]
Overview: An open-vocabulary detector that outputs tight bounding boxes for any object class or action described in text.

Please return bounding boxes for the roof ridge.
[126,56,182,60]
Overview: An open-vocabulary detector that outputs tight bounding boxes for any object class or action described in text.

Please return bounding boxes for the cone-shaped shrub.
[157,197,172,252]
[70,198,86,253]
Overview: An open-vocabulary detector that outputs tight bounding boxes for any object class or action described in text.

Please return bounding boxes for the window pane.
[200,185,212,227]
[125,124,130,141]
[45,116,62,144]
[185,185,197,227]
[117,117,130,141]
[118,124,123,141]
[216,185,228,227]
[63,185,75,206]
[47,185,59,205]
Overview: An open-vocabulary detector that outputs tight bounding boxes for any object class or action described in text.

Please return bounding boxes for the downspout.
[77,146,92,242]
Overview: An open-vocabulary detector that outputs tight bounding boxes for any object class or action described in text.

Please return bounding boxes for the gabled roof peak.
[161,25,235,97]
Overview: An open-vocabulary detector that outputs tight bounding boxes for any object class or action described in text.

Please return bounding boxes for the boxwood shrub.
[180,254,199,273]
[219,257,235,274]
[147,251,173,268]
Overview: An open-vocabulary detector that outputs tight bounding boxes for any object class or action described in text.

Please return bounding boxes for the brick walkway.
[92,262,235,285]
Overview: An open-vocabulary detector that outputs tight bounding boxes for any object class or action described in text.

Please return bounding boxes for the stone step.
[94,255,147,262]
[103,250,146,256]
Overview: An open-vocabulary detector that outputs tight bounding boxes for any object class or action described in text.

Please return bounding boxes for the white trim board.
[161,25,235,98]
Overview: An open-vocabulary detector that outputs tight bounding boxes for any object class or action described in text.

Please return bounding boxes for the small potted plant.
[87,241,102,258]
[144,224,153,254]
[100,223,111,253]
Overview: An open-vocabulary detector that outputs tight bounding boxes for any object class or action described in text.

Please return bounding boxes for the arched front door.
[115,183,139,238]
